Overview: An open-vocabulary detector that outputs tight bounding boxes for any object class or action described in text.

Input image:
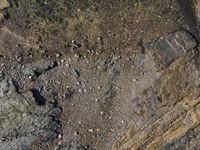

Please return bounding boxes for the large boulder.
[145,31,197,70]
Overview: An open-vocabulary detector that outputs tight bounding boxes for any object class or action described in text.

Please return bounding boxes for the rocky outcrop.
[145,31,197,70]
[0,75,61,150]
[22,59,57,79]
[112,31,200,150]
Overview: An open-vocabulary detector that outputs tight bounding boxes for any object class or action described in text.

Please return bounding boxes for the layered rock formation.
[112,31,200,150]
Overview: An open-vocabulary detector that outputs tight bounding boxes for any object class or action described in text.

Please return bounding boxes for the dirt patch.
[0,0,199,150]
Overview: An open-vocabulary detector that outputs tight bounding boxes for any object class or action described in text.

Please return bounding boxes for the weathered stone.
[0,77,61,150]
[112,33,200,150]
[0,78,15,97]
[145,31,197,70]
[0,0,9,10]
[22,59,57,78]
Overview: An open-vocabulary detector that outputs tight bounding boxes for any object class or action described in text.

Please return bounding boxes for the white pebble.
[88,129,93,133]
[78,89,83,93]
[66,63,70,67]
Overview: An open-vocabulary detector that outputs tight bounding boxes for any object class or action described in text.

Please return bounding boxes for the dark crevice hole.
[31,89,46,106]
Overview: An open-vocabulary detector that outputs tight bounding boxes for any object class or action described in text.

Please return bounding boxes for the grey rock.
[64,88,73,99]
[22,59,57,78]
[0,77,61,150]
[56,141,91,150]
[0,71,4,81]
[162,126,200,150]
[0,78,15,97]
[145,31,197,70]
[71,69,80,78]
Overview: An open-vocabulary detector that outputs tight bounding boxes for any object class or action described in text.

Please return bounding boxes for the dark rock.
[0,77,61,150]
[163,126,200,150]
[71,69,80,78]
[113,40,200,150]
[0,78,15,97]
[31,88,46,106]
[0,71,4,81]
[22,59,57,78]
[64,88,73,99]
[145,31,197,70]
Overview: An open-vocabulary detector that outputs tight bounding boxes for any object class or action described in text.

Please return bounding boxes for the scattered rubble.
[0,0,199,149]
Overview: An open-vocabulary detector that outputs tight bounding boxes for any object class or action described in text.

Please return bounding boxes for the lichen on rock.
[0,0,9,10]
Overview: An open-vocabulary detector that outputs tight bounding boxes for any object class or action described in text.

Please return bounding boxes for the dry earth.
[0,0,199,150]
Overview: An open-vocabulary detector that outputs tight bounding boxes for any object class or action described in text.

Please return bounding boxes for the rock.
[0,78,15,97]
[0,0,9,10]
[22,59,57,78]
[0,0,9,20]
[71,69,80,78]
[112,32,200,150]
[71,40,81,49]
[145,31,197,70]
[64,88,73,99]
[0,77,61,149]
[163,125,200,150]
[56,141,91,150]
[0,71,4,81]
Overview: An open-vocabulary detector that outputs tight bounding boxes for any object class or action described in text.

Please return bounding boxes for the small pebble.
[74,54,80,58]
[56,54,60,58]
[64,88,72,98]
[58,134,62,139]
[133,79,138,82]
[96,128,101,132]
[88,129,93,133]
[78,89,83,93]
[72,69,80,78]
